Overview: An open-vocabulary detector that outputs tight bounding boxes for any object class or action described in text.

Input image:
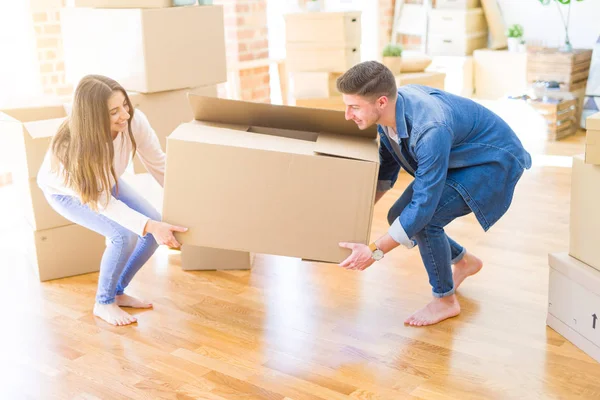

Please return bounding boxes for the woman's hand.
[144,220,188,248]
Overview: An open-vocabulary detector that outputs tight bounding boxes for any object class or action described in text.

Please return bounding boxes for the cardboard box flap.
[315,133,379,162]
[587,112,600,131]
[22,118,65,139]
[0,105,67,123]
[188,94,377,139]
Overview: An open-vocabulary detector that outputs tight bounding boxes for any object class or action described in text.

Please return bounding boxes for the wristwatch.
[369,242,384,261]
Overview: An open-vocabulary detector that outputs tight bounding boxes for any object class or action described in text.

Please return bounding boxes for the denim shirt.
[378,85,532,248]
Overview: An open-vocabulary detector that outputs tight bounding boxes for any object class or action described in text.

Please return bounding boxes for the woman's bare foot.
[453,252,483,291]
[404,294,461,327]
[115,294,153,309]
[93,303,137,326]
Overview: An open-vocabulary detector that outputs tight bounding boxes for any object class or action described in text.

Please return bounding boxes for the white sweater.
[37,109,165,236]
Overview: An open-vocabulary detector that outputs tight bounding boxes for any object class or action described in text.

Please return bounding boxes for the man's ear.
[377,95,388,109]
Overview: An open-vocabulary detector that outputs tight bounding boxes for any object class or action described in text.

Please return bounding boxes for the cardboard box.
[129,84,218,174]
[427,56,473,97]
[587,112,600,131]
[26,224,106,282]
[586,130,600,165]
[295,97,346,112]
[286,43,360,73]
[570,155,600,269]
[292,72,342,100]
[66,0,172,7]
[436,0,480,9]
[547,252,600,364]
[473,49,527,99]
[180,245,252,271]
[0,110,66,179]
[480,0,507,49]
[428,32,487,56]
[396,71,446,90]
[61,6,226,93]
[429,8,487,35]
[15,177,72,231]
[284,11,361,46]
[163,95,379,263]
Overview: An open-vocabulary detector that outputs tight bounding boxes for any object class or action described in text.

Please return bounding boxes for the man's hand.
[338,242,375,271]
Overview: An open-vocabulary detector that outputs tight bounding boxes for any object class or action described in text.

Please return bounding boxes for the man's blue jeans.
[387,182,472,298]
[45,179,160,305]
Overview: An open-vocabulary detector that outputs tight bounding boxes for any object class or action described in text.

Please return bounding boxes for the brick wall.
[32,3,73,100]
[216,0,271,103]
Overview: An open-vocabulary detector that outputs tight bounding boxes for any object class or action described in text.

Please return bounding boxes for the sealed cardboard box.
[586,113,600,164]
[473,49,527,99]
[61,6,226,93]
[284,11,361,46]
[0,111,66,179]
[129,84,218,173]
[427,56,473,97]
[66,0,172,7]
[15,177,72,231]
[163,95,379,263]
[286,43,361,73]
[429,8,487,35]
[26,224,106,282]
[396,71,446,90]
[292,72,342,100]
[570,155,600,269]
[547,252,600,363]
[436,0,480,9]
[181,245,252,271]
[429,32,488,56]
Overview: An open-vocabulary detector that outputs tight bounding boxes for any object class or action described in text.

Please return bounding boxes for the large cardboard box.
[427,56,473,97]
[473,49,527,99]
[15,177,72,231]
[129,84,218,174]
[284,11,361,46]
[396,71,446,90]
[547,252,600,363]
[480,0,507,49]
[586,113,600,164]
[181,245,252,271]
[428,32,488,56]
[66,0,172,7]
[429,8,487,35]
[26,224,106,282]
[570,155,600,269]
[292,72,342,100]
[163,95,379,263]
[61,6,226,93]
[436,0,480,9]
[295,97,346,112]
[286,43,361,73]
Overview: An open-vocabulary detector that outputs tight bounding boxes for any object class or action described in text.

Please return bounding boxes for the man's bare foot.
[93,303,137,326]
[404,294,461,327]
[115,294,153,309]
[453,252,483,291]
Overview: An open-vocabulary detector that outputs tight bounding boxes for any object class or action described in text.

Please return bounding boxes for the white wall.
[498,0,600,49]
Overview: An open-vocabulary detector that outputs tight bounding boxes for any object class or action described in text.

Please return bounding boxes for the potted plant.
[506,24,524,52]
[538,0,584,52]
[382,44,403,75]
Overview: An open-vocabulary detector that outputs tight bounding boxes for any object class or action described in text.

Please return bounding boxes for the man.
[337,61,531,327]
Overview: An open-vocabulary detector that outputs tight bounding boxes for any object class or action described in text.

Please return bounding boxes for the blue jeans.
[45,179,160,304]
[387,181,472,298]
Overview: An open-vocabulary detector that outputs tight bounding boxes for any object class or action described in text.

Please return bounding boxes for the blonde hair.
[51,75,136,211]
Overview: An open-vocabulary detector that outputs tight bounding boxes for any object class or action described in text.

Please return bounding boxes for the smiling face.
[107,90,131,139]
[342,93,391,130]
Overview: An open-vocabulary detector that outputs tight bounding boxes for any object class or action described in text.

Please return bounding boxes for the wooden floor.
[1,100,599,399]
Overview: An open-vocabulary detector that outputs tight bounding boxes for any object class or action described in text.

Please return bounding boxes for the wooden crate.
[527,48,593,91]
[528,98,578,140]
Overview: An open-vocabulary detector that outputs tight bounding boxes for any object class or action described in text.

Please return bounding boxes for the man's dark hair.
[336,61,397,100]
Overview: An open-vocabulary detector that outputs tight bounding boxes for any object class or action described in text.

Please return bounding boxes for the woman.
[37,75,187,326]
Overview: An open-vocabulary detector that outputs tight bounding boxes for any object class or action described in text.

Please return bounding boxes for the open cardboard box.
[163,94,380,264]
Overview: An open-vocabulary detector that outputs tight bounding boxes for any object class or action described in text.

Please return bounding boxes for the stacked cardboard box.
[162,94,379,264]
[0,106,106,281]
[285,11,361,107]
[428,1,488,56]
[548,142,600,363]
[585,113,600,164]
[527,48,593,127]
[60,3,226,173]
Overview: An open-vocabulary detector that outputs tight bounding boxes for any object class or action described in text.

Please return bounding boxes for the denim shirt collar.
[377,93,409,139]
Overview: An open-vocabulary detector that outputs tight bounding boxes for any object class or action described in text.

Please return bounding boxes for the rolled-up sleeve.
[388,124,452,247]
